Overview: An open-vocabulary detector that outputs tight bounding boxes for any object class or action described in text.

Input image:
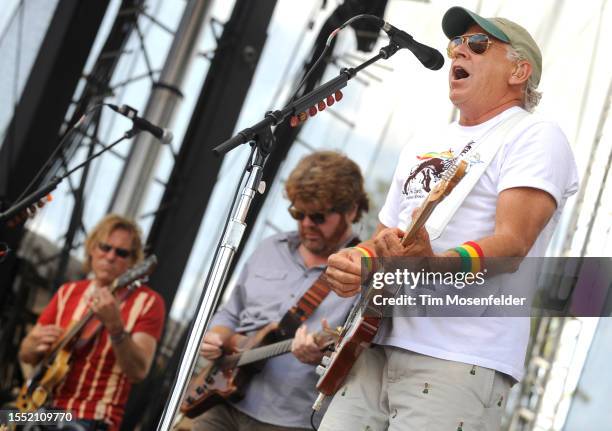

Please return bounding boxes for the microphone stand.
[157,41,402,431]
[0,128,140,224]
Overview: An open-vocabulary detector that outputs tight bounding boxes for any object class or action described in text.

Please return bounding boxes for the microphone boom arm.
[213,42,401,156]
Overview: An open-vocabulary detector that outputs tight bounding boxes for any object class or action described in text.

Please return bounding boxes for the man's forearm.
[111,334,151,382]
[19,335,42,365]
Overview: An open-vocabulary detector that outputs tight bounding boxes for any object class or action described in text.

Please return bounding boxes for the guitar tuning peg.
[308,106,317,117]
[290,115,299,127]
[334,90,343,101]
[317,100,326,111]
[298,112,308,123]
[326,95,335,106]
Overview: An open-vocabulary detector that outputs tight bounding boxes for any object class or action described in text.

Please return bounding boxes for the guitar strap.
[276,237,361,339]
[426,110,531,240]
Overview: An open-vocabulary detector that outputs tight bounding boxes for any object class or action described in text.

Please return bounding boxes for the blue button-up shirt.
[210,231,357,428]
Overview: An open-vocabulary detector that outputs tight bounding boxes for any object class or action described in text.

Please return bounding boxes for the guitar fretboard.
[236,339,293,367]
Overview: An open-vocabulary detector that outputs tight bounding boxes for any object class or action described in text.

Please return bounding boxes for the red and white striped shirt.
[38,279,165,430]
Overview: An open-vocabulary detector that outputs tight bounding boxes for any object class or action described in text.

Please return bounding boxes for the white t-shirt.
[376,106,579,380]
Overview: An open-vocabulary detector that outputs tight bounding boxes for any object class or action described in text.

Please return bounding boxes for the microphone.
[376,19,445,70]
[107,104,173,144]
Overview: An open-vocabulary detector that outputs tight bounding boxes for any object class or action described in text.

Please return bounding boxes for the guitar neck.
[401,199,440,246]
[401,160,468,247]
[46,278,121,359]
[236,338,294,367]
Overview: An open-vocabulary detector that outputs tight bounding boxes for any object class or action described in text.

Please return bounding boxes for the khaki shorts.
[319,346,512,431]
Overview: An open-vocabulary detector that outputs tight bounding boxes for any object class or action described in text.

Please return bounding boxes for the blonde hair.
[83,214,144,272]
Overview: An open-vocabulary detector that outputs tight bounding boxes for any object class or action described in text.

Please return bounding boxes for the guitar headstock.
[113,255,158,290]
[429,159,468,202]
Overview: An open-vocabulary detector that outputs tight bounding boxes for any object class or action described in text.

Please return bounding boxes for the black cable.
[13,103,106,204]
[310,408,319,431]
[289,14,381,101]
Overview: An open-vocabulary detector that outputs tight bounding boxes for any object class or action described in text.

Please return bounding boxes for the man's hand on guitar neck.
[374,226,434,258]
[326,218,436,298]
[18,324,63,364]
[200,332,225,360]
[200,326,235,360]
[89,286,123,334]
[89,286,158,383]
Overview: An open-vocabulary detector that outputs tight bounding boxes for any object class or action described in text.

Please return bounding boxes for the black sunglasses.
[447,33,494,58]
[288,206,339,225]
[98,242,132,259]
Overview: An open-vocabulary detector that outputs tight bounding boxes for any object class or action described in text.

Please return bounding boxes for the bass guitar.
[180,323,338,418]
[16,255,158,412]
[314,159,468,405]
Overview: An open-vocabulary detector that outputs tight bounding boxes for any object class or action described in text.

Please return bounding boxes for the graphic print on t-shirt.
[402,141,475,199]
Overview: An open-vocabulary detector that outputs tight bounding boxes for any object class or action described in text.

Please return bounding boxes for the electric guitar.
[314,160,468,402]
[180,323,339,418]
[16,255,158,412]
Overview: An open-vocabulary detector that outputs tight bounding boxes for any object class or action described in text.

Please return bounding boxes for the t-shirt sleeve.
[497,121,579,206]
[209,263,248,331]
[132,291,166,341]
[378,145,413,228]
[37,286,62,326]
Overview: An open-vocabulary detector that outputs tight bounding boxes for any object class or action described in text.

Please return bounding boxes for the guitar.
[180,323,339,418]
[16,255,158,412]
[314,160,468,403]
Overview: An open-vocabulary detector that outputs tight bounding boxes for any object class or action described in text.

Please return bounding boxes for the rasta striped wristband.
[452,241,484,273]
[353,245,375,272]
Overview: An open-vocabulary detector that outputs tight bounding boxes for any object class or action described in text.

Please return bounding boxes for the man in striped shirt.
[19,214,165,431]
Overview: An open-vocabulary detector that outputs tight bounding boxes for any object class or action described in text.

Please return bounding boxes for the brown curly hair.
[83,214,144,273]
[284,151,369,222]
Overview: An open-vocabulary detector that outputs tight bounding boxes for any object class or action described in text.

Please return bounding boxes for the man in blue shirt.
[193,151,370,431]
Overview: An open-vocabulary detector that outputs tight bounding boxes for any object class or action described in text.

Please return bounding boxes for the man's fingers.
[417,226,430,242]
[38,325,63,336]
[36,343,51,353]
[325,279,360,297]
[327,254,360,276]
[321,318,330,330]
[200,343,222,359]
[204,333,223,346]
[39,335,59,344]
[325,272,360,289]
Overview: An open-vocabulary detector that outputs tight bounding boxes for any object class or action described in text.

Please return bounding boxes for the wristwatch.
[109,329,128,344]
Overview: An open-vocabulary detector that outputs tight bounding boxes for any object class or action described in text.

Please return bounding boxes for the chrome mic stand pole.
[157,140,270,431]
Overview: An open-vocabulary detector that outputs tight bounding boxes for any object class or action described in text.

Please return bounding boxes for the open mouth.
[452,65,470,80]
